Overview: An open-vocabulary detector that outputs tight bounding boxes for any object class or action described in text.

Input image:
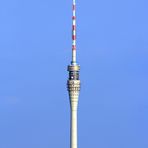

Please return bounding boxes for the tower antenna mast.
[72,0,77,64]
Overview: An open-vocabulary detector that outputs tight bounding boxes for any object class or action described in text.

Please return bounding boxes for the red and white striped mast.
[72,0,77,64]
[67,0,81,148]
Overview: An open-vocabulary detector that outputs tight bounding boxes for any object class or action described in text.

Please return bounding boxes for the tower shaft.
[68,77,80,148]
[71,109,78,148]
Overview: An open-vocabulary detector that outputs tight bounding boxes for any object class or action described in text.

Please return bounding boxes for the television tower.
[67,0,80,148]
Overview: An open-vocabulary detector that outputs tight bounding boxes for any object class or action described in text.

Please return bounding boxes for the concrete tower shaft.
[67,65,80,148]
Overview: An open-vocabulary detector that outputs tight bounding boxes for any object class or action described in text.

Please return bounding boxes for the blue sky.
[0,0,148,147]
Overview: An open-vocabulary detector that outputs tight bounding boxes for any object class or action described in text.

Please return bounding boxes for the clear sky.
[0,0,148,147]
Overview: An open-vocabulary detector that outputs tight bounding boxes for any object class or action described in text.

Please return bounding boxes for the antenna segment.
[72,0,76,64]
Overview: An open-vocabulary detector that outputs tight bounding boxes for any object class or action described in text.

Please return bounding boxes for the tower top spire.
[71,0,77,65]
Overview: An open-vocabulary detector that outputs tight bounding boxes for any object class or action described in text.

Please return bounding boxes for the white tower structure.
[67,0,80,148]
